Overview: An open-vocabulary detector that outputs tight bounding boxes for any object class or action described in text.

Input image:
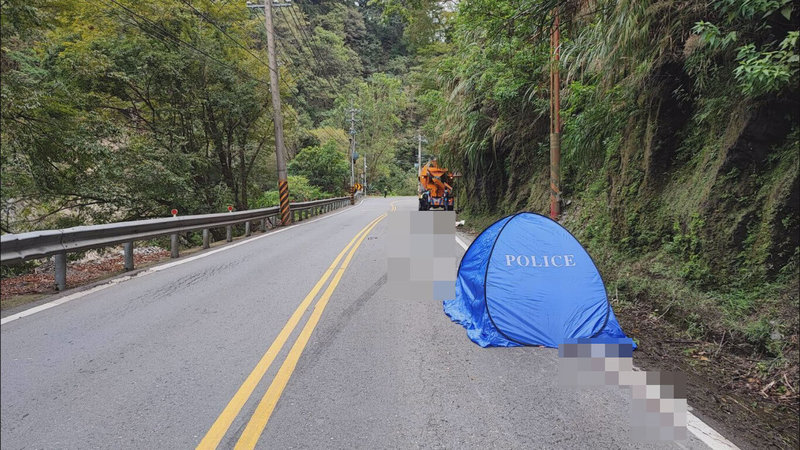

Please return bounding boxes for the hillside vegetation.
[402,0,799,438]
[1,0,421,232]
[2,0,798,443]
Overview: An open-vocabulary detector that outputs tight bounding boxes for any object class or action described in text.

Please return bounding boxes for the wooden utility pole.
[348,107,358,204]
[417,130,423,195]
[549,9,561,220]
[264,0,291,225]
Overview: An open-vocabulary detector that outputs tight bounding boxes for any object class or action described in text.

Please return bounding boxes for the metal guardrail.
[1,196,352,290]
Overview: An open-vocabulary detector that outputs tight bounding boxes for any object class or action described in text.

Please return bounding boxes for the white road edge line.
[0,199,366,326]
[453,235,739,450]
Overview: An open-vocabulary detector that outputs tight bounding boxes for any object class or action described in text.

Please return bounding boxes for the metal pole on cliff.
[549,9,561,220]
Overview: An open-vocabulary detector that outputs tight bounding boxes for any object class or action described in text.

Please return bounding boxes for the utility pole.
[248,0,292,225]
[549,8,561,220]
[265,0,290,225]
[348,106,359,204]
[417,130,423,195]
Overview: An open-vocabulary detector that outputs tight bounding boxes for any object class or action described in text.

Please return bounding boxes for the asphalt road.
[1,197,712,449]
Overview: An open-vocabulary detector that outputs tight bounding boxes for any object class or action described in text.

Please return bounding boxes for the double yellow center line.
[197,213,387,450]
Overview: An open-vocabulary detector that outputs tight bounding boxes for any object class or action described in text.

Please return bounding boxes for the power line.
[94,0,267,86]
[175,0,334,144]
[178,0,274,73]
[95,0,348,157]
[275,8,321,81]
[209,1,347,148]
[285,4,332,79]
[178,0,302,92]
[92,0,339,152]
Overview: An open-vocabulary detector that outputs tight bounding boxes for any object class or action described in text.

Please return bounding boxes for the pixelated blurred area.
[386,211,456,301]
[559,340,687,442]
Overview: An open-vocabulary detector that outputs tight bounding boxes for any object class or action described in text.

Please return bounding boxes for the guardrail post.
[123,242,134,271]
[245,221,251,237]
[226,225,233,242]
[202,229,210,249]
[54,252,67,291]
[260,218,266,232]
[171,234,179,258]
[292,210,297,222]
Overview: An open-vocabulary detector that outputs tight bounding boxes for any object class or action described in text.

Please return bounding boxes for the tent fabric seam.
[482,212,528,346]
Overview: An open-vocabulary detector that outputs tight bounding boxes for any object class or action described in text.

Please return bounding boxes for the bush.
[288,141,349,194]
[249,175,332,208]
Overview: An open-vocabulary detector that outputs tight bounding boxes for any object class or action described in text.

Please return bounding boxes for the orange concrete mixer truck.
[418,158,456,211]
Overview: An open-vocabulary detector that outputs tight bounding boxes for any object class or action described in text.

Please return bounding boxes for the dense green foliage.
[393,0,798,366]
[1,0,420,232]
[2,0,798,377]
[288,140,349,193]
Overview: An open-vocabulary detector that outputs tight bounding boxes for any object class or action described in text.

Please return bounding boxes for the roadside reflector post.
[171,208,178,217]
[202,229,210,249]
[260,218,266,232]
[171,234,179,258]
[54,251,67,291]
[123,242,134,271]
[245,221,251,237]
[226,225,233,243]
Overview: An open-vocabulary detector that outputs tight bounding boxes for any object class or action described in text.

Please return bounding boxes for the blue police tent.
[444,212,635,348]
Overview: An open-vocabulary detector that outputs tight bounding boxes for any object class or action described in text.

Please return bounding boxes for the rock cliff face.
[445,20,798,368]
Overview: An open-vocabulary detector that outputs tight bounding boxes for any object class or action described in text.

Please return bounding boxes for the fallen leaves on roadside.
[1,248,170,301]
